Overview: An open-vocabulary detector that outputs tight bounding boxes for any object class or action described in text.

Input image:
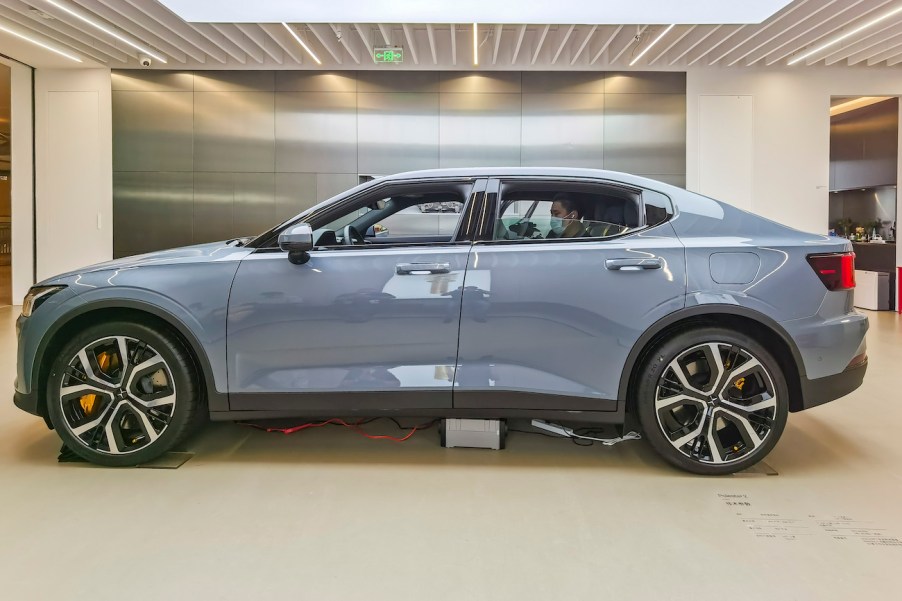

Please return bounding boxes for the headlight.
[21,286,65,317]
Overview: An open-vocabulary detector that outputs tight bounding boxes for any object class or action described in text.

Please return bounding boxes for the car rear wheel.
[46,321,201,467]
[635,327,789,475]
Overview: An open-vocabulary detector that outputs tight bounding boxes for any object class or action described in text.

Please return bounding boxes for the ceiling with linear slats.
[1,0,902,69]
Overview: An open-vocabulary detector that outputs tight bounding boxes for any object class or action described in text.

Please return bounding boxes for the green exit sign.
[375,47,403,63]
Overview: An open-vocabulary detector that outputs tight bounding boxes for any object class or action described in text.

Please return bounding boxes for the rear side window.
[643,189,674,228]
[494,182,641,241]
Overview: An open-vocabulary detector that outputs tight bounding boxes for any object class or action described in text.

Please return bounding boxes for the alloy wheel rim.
[654,342,778,465]
[59,336,176,455]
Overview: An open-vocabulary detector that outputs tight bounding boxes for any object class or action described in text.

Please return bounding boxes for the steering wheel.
[342,224,365,246]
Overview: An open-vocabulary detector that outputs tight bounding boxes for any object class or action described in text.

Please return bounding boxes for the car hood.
[38,240,251,284]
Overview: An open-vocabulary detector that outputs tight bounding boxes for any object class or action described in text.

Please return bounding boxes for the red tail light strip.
[806,252,856,291]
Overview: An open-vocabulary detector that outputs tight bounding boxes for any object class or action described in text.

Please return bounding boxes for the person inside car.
[547,192,587,238]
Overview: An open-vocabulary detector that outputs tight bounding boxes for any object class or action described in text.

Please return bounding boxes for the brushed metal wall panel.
[440,72,521,94]
[275,71,357,93]
[192,172,275,241]
[605,72,686,94]
[113,172,193,257]
[356,71,440,93]
[521,93,604,168]
[316,173,359,201]
[275,92,357,173]
[521,72,606,94]
[439,93,521,168]
[275,172,318,221]
[604,94,686,175]
[234,173,276,238]
[194,92,275,172]
[111,70,193,92]
[358,92,440,173]
[194,70,275,92]
[193,172,235,243]
[112,70,686,257]
[112,91,194,172]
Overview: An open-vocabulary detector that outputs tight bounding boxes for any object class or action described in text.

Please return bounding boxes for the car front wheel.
[635,327,789,475]
[46,321,201,467]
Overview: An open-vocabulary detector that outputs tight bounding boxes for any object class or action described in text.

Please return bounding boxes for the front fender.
[19,262,238,417]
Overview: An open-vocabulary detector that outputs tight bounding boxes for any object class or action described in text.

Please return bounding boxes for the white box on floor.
[441,419,505,450]
[854,270,889,311]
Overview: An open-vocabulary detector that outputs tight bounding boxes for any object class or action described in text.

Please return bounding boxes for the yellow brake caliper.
[730,377,747,453]
[79,351,118,416]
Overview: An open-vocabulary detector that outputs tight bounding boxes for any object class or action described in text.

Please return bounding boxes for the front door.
[454,177,686,411]
[227,179,482,411]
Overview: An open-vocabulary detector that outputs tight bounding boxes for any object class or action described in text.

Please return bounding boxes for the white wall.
[1,59,34,302]
[687,65,902,237]
[34,68,112,281]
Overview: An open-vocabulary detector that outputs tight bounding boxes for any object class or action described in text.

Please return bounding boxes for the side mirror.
[278,223,313,265]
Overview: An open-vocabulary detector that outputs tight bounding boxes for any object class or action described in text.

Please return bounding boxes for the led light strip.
[282,22,321,65]
[0,21,82,62]
[629,23,674,66]
[829,96,893,116]
[473,23,478,65]
[788,5,902,65]
[45,0,167,63]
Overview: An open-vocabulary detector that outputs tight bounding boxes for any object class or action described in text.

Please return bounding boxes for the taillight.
[807,252,856,291]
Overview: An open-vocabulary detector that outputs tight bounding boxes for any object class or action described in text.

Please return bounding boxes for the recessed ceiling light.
[156,0,792,25]
[0,20,82,62]
[44,0,167,63]
[829,96,893,116]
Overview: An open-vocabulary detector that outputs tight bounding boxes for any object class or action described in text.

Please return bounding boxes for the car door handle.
[396,262,451,275]
[605,258,663,271]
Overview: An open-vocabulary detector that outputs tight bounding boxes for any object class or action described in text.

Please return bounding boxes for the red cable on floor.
[245,417,427,442]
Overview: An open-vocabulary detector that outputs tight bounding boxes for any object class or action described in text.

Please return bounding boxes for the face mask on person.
[550,212,574,232]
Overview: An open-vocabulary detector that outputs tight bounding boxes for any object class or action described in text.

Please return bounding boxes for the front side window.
[493,183,641,241]
[314,182,472,247]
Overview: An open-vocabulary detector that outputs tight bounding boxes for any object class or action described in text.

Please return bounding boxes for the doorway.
[829,96,898,311]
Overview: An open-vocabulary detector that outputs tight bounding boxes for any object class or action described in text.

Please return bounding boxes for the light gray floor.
[1,305,900,600]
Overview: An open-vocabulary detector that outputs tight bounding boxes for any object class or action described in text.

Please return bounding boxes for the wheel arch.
[619,305,806,413]
[33,300,223,423]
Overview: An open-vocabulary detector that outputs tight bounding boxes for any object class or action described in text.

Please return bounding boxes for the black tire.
[635,326,789,475]
[46,320,201,467]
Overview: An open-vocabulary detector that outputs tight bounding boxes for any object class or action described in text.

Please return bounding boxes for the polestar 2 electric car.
[14,168,868,474]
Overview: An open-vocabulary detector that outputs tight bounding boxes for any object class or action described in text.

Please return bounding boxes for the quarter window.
[643,189,674,228]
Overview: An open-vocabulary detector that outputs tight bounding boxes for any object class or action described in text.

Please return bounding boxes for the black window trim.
[477,175,675,246]
[249,177,487,252]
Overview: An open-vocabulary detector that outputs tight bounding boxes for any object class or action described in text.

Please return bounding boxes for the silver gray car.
[14,168,868,474]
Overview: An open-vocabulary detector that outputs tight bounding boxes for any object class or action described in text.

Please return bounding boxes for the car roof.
[379,167,680,192]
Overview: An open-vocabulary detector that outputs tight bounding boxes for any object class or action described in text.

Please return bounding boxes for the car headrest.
[315,230,338,246]
[623,201,639,227]
[602,204,624,225]
[601,201,639,228]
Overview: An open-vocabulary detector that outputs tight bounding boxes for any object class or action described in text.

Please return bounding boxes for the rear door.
[453,177,686,411]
